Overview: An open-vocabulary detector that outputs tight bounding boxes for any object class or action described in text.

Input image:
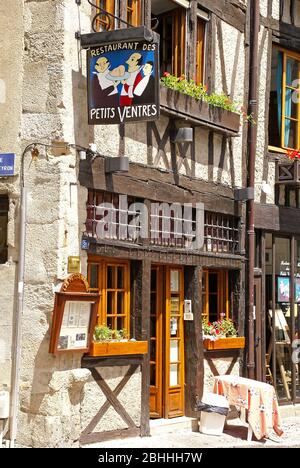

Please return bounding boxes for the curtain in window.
[285,59,293,146]
[276,51,282,135]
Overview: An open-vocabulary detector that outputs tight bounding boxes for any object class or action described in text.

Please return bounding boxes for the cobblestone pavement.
[84,417,300,449]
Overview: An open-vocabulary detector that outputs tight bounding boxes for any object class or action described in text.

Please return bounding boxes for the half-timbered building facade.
[0,0,299,447]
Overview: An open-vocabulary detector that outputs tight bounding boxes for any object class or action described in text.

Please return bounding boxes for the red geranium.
[287,148,300,160]
[163,71,170,77]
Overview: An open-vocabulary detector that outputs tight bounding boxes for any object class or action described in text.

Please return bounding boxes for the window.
[150,203,196,248]
[95,0,115,31]
[195,18,205,84]
[85,190,143,243]
[127,0,141,27]
[269,46,300,151]
[155,7,186,77]
[88,259,130,332]
[204,212,239,254]
[0,196,8,264]
[202,270,230,322]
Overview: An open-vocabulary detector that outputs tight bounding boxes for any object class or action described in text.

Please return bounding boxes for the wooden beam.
[90,368,136,427]
[254,203,300,234]
[80,427,140,445]
[79,156,238,215]
[119,0,127,29]
[188,0,197,80]
[261,16,300,51]
[205,14,216,93]
[130,259,151,435]
[88,240,245,269]
[81,364,139,437]
[184,266,204,417]
[82,355,144,367]
[197,0,246,32]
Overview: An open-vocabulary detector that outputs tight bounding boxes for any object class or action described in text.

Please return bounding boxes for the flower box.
[160,85,241,135]
[203,337,245,350]
[89,340,148,357]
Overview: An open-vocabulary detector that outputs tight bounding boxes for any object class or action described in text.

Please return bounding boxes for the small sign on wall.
[0,153,15,177]
[87,39,160,125]
[184,299,193,321]
[68,256,81,274]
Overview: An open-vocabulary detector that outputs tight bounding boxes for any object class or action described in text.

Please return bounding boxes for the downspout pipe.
[247,0,260,380]
[9,145,32,447]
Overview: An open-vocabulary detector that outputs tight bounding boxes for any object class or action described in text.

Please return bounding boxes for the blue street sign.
[0,153,15,176]
[81,238,90,250]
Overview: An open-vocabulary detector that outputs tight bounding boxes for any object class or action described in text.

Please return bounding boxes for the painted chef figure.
[120,52,144,106]
[92,56,119,107]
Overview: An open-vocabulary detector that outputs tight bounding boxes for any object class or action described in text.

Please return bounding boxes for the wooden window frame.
[195,17,206,85]
[95,0,116,31]
[127,0,141,27]
[157,7,186,77]
[202,269,230,321]
[269,45,300,153]
[88,257,130,334]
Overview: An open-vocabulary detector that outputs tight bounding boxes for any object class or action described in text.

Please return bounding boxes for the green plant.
[112,328,128,341]
[93,325,113,342]
[93,325,128,342]
[160,73,256,125]
[202,317,238,340]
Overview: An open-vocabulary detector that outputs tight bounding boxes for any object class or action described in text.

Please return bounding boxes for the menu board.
[58,301,94,350]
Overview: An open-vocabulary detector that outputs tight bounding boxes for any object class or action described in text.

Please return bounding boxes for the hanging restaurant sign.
[82,27,160,125]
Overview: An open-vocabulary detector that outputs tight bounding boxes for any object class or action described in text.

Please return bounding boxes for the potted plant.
[202,317,245,350]
[89,324,148,357]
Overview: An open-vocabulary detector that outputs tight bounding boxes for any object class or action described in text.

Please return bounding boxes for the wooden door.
[150,266,185,419]
[165,266,185,418]
[254,276,263,381]
[149,266,163,418]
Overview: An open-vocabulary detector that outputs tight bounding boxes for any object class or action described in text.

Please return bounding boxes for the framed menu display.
[58,301,94,350]
[49,273,100,354]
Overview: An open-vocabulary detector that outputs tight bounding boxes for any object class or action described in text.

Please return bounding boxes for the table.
[213,375,284,441]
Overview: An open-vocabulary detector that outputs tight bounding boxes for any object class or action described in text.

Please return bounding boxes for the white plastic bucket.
[199,393,229,436]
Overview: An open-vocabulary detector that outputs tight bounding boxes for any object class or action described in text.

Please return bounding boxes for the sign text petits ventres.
[87,40,160,125]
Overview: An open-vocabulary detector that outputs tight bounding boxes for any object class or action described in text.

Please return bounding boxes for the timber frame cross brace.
[205,354,239,377]
[80,364,140,444]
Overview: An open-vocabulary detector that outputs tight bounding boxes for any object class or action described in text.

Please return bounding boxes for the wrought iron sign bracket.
[80,26,159,49]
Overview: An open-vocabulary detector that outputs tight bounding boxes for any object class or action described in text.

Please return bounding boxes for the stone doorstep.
[150,416,198,436]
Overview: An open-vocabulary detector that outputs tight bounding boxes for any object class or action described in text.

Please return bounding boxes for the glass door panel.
[149,267,163,418]
[165,267,185,418]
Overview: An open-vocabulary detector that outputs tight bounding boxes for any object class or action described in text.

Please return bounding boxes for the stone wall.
[81,366,142,437]
[0,0,24,389]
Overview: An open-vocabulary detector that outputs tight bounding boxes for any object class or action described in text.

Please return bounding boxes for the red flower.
[163,72,170,77]
[216,329,220,335]
[287,148,300,160]
[208,322,211,326]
